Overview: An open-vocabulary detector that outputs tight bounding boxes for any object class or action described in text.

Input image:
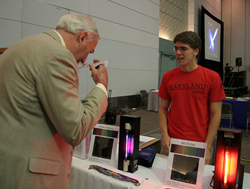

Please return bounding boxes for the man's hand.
[89,59,108,89]
[162,134,171,152]
[205,148,211,164]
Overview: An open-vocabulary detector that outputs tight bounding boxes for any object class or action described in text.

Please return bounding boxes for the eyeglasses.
[173,46,190,52]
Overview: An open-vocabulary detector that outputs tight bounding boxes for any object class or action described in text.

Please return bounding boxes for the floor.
[100,106,250,174]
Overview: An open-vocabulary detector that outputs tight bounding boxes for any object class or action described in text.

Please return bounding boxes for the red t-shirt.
[158,65,226,142]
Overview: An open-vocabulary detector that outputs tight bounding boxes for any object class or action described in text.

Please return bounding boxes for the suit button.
[70,151,73,156]
[68,174,70,178]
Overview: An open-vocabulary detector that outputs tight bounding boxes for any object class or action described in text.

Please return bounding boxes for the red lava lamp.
[213,127,244,189]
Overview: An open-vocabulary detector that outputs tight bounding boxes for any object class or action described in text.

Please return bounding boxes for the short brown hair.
[173,31,202,59]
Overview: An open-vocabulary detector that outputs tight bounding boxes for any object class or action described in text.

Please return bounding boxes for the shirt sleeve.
[209,72,226,103]
[158,72,171,101]
[96,83,107,96]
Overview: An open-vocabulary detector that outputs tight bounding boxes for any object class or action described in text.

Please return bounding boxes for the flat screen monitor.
[202,6,223,63]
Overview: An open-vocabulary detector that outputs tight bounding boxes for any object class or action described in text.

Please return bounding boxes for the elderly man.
[0,14,108,188]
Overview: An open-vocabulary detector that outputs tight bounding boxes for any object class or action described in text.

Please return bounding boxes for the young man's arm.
[158,98,171,152]
[205,100,222,164]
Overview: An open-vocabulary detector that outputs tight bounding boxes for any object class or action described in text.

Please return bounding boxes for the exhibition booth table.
[222,98,250,129]
[68,154,250,189]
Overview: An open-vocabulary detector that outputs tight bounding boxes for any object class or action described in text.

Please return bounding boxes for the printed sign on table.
[165,138,207,189]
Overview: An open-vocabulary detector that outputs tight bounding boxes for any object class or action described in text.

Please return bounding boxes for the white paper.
[165,138,207,189]
[139,135,156,146]
[88,124,119,168]
[73,132,91,160]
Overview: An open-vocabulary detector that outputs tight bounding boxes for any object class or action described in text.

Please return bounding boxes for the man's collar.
[53,30,66,47]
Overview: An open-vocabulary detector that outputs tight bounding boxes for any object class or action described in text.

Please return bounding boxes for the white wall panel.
[200,0,221,17]
[215,0,221,4]
[0,0,160,98]
[194,0,221,20]
[150,0,160,6]
[201,1,221,19]
[78,67,159,98]
[108,0,159,20]
[188,24,195,31]
[86,39,158,70]
[78,68,92,99]
[95,18,159,49]
[188,11,199,25]
[222,0,250,88]
[222,0,231,65]
[78,39,159,98]
[22,23,52,39]
[246,0,250,87]
[89,0,159,35]
[231,0,245,69]
[22,0,68,28]
[194,1,201,16]
[0,19,21,47]
[188,2,195,14]
[41,0,89,14]
[188,1,199,32]
[102,69,158,97]
[188,14,199,32]
[0,0,22,21]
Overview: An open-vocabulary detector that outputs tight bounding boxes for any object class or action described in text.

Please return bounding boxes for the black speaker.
[236,57,242,66]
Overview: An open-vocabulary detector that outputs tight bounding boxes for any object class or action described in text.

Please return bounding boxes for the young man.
[158,31,225,164]
[0,14,108,188]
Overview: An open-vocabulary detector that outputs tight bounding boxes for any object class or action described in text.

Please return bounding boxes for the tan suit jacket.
[0,30,107,188]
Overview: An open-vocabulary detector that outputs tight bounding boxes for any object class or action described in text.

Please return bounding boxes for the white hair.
[56,13,100,41]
